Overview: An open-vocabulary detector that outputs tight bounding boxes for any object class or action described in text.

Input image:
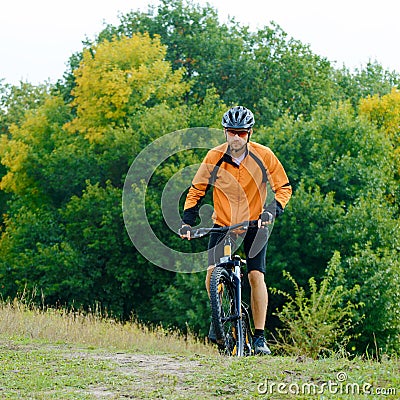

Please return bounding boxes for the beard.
[229,141,247,154]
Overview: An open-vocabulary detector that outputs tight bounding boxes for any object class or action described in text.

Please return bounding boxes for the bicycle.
[189,219,266,356]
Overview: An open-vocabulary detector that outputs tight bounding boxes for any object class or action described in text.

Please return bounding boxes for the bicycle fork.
[232,257,244,356]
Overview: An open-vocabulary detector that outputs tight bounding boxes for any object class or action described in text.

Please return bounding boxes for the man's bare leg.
[248,270,271,354]
[248,270,268,329]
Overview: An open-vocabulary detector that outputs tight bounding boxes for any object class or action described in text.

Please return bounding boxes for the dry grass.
[0,297,216,356]
[1,298,399,399]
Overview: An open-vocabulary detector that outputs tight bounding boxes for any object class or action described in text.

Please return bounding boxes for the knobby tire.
[210,266,241,356]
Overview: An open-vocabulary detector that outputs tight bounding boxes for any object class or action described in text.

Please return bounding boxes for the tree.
[97,0,343,126]
[260,101,399,353]
[0,32,214,322]
[248,24,340,124]
[336,61,400,107]
[0,81,50,226]
[338,197,400,354]
[359,87,400,213]
[0,96,72,200]
[150,273,210,335]
[65,33,189,144]
[0,81,50,136]
[259,102,394,203]
[1,0,399,353]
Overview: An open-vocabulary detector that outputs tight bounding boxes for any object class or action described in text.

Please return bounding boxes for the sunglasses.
[226,129,250,138]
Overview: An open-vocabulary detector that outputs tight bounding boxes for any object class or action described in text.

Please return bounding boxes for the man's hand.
[179,224,192,240]
[258,210,274,228]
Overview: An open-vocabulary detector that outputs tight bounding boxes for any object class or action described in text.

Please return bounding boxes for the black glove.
[179,224,192,238]
[264,200,284,218]
[259,210,274,224]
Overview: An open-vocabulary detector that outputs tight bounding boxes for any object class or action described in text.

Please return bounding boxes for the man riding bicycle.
[180,106,292,355]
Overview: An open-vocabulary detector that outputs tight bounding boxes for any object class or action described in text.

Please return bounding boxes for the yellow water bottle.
[224,236,231,257]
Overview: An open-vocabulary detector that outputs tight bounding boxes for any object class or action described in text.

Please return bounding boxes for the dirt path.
[86,352,206,397]
[2,340,399,399]
[1,341,217,399]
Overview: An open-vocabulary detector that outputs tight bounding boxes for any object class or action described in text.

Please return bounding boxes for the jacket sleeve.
[264,149,292,212]
[182,153,214,226]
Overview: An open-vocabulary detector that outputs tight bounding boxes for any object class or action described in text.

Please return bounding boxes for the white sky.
[1,0,399,86]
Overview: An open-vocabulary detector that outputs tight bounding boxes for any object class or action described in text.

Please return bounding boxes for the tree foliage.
[66,33,189,144]
[359,88,400,188]
[97,0,345,126]
[0,0,399,355]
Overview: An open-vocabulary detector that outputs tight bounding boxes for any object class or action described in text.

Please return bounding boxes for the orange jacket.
[183,142,292,227]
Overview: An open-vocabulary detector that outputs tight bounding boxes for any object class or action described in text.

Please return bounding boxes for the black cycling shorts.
[207,226,269,273]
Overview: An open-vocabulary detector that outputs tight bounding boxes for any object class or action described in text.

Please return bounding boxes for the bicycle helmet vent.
[222,106,255,129]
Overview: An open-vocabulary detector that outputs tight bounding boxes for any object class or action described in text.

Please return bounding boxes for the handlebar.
[182,219,260,239]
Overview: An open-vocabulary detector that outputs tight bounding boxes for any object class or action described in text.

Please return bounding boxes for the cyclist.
[180,106,292,355]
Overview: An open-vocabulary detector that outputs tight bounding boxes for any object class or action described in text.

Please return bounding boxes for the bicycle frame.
[194,220,258,357]
[189,220,260,356]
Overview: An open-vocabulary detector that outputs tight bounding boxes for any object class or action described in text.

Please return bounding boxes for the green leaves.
[263,100,399,354]
[0,0,399,355]
[261,101,394,200]
[273,251,361,358]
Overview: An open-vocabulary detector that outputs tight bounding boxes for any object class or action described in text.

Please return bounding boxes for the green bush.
[272,251,361,358]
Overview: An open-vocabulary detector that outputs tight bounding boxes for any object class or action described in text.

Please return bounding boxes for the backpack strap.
[248,151,268,184]
[209,150,268,185]
[208,153,228,186]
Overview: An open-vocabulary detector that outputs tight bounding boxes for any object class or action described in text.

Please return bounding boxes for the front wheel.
[209,267,240,355]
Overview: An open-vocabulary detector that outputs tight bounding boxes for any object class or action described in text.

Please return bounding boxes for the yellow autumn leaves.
[359,88,400,173]
[65,34,189,143]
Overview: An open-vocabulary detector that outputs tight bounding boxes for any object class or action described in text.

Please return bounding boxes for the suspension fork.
[233,258,242,315]
[233,255,243,356]
[223,236,242,321]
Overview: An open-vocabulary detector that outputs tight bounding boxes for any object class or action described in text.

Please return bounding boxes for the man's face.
[225,128,250,152]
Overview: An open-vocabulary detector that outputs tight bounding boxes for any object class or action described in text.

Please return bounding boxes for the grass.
[0,298,214,356]
[0,299,399,399]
